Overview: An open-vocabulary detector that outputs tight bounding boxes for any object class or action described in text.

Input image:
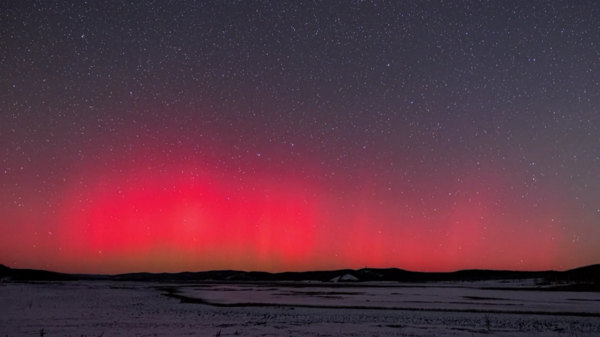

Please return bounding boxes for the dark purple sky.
[1,0,599,274]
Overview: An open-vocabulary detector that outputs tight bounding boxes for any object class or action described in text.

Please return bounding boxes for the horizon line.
[2,262,597,276]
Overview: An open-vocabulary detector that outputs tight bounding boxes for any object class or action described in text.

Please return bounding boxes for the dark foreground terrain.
[1,263,599,290]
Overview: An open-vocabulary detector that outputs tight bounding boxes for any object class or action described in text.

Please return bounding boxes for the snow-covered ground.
[1,281,599,336]
[175,282,600,314]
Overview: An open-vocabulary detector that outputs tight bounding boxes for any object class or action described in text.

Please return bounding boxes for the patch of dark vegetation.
[463,296,507,301]
[158,286,600,318]
[245,320,267,326]
[109,285,136,289]
[208,287,245,292]
[546,283,600,292]
[484,283,600,292]
[448,301,521,306]
[278,291,362,296]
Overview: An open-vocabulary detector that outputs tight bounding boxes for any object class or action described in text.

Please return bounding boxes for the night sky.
[1,1,599,274]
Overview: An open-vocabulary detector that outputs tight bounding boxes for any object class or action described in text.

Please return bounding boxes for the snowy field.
[1,281,600,336]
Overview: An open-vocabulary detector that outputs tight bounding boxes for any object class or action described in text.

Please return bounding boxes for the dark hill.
[0,264,11,278]
[110,266,598,285]
[1,263,598,287]
[7,268,77,281]
[550,264,600,284]
[0,264,109,282]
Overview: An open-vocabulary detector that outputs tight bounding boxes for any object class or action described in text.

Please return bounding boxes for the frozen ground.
[1,281,599,336]
[173,282,600,314]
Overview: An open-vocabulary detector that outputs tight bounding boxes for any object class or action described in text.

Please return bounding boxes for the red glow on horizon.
[58,169,322,272]
[0,143,585,275]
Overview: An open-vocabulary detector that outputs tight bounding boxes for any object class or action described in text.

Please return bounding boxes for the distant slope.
[1,263,598,285]
[549,264,600,284]
[0,263,11,278]
[111,265,600,284]
[10,268,79,281]
[0,264,109,281]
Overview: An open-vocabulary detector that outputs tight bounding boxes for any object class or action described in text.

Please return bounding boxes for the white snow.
[330,273,360,282]
[1,280,599,336]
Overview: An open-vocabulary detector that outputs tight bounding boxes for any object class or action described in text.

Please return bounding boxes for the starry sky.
[1,0,599,274]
